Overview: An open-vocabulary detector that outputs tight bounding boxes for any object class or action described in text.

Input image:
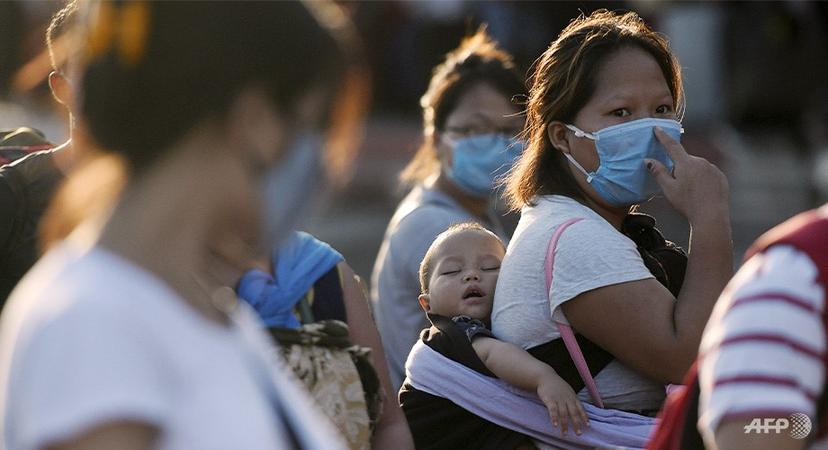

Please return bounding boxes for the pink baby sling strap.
[544,218,605,408]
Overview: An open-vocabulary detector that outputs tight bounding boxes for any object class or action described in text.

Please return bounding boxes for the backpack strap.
[544,217,605,408]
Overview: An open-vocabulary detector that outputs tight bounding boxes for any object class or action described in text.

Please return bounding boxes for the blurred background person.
[0,1,68,145]
[370,29,525,391]
[0,0,79,307]
[0,1,365,449]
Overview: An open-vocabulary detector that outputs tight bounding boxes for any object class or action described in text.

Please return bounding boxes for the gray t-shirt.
[371,185,490,391]
[491,195,666,411]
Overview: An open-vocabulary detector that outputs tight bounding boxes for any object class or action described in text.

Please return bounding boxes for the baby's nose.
[463,273,480,282]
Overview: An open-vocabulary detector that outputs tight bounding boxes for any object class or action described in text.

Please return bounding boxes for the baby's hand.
[536,370,589,436]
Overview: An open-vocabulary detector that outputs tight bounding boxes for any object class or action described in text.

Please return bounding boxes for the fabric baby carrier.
[648,207,828,449]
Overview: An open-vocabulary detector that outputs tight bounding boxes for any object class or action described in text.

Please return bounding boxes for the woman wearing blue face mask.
[0,2,368,449]
[490,10,733,416]
[371,29,525,391]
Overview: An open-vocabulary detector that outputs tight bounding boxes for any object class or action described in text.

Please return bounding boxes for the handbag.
[270,295,382,450]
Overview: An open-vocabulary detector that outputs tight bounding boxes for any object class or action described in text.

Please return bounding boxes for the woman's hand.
[645,127,729,225]
[536,369,589,436]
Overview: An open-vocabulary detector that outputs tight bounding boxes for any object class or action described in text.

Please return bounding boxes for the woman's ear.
[432,131,452,169]
[225,85,286,165]
[418,294,431,313]
[546,121,572,155]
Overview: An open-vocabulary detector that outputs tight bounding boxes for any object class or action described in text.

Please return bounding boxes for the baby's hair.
[419,222,504,294]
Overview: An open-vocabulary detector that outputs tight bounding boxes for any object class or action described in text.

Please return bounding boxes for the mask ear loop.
[562,124,598,182]
[440,134,457,148]
[565,124,598,140]
[564,153,594,182]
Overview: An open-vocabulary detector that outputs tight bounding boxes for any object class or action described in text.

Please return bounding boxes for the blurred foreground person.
[651,204,828,450]
[0,0,79,306]
[0,1,364,449]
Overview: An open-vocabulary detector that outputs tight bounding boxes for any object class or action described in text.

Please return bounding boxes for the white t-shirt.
[492,195,665,411]
[0,241,345,450]
[698,245,826,448]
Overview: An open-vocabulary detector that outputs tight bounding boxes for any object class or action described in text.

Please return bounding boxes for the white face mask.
[258,131,323,251]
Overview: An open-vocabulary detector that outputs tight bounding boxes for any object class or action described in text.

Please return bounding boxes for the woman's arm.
[338,262,415,450]
[46,421,158,450]
[562,129,732,384]
[472,336,588,435]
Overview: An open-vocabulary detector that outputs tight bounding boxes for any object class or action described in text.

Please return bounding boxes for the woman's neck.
[430,172,490,220]
[96,147,231,325]
[585,197,629,230]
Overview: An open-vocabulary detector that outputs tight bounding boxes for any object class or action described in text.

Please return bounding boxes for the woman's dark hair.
[399,28,524,185]
[505,9,684,209]
[80,0,361,173]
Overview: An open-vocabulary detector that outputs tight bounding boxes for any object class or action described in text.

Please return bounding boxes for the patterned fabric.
[270,320,381,450]
[451,315,495,342]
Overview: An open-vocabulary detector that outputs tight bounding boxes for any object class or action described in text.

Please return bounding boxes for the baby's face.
[422,230,504,320]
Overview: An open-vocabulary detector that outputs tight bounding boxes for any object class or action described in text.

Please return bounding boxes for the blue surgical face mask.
[444,133,525,198]
[564,118,682,207]
[259,132,322,249]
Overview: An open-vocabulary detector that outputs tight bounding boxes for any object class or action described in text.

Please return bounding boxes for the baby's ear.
[418,294,430,313]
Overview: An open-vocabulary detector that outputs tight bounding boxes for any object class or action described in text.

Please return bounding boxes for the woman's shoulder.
[516,195,619,242]
[389,190,472,245]
[507,197,642,276]
[394,186,469,225]
[5,243,184,337]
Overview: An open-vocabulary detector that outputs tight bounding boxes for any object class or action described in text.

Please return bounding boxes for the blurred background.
[1,0,827,280]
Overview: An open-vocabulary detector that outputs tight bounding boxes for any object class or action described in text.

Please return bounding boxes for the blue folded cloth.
[237,231,344,328]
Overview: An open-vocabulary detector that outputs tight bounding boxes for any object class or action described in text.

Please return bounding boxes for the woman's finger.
[654,126,687,162]
[645,158,675,186]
